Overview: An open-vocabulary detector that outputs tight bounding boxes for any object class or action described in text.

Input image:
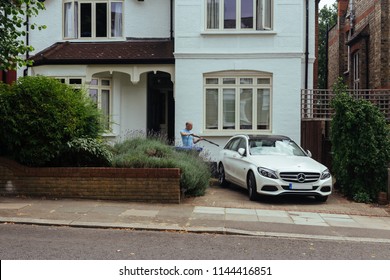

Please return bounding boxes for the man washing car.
[180,121,203,147]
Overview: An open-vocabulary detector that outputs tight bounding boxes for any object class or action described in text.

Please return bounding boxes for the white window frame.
[204,71,272,134]
[56,77,85,89]
[353,52,360,90]
[205,0,273,31]
[63,0,123,40]
[89,77,112,131]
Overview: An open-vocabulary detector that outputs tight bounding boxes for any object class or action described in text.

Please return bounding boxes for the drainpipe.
[365,36,369,89]
[170,0,174,41]
[304,0,309,90]
[23,5,30,77]
[325,23,329,89]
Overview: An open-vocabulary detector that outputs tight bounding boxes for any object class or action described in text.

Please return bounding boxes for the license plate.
[289,183,312,190]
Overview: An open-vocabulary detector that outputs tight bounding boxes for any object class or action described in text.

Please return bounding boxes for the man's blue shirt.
[180,129,193,147]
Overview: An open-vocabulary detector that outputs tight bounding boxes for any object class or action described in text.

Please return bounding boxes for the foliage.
[0,0,46,70]
[330,78,390,202]
[318,2,337,89]
[111,135,211,196]
[51,138,113,167]
[0,76,105,166]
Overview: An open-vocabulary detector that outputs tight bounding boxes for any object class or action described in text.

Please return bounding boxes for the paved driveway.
[182,182,390,217]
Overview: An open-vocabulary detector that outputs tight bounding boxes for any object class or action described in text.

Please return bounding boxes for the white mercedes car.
[217,135,332,202]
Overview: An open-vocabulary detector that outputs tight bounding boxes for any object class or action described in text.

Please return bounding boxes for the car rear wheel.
[247,171,258,201]
[218,164,229,186]
[315,195,328,202]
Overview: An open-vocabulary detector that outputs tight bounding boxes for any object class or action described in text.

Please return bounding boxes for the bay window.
[89,78,112,130]
[204,72,272,131]
[57,77,112,131]
[206,0,273,31]
[64,0,123,39]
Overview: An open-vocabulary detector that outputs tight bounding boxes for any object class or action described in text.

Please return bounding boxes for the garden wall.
[0,157,181,203]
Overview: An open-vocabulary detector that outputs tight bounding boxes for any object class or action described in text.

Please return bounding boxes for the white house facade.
[18,0,316,160]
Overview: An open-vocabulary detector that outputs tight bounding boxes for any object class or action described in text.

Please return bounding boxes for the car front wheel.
[247,171,258,201]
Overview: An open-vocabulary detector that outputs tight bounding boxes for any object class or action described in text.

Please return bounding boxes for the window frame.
[205,0,273,32]
[353,52,360,90]
[89,77,112,131]
[63,0,124,40]
[204,71,272,134]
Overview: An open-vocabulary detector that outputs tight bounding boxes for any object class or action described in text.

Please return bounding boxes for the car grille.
[279,172,320,183]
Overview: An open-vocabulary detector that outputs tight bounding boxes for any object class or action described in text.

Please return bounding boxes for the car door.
[221,137,241,182]
[229,138,250,187]
[226,137,246,187]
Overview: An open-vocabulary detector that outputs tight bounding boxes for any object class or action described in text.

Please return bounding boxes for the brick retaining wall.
[0,157,181,203]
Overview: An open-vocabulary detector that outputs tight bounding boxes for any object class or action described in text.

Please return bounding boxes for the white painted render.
[173,0,316,159]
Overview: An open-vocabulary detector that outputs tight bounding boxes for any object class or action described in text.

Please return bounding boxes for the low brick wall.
[0,157,181,203]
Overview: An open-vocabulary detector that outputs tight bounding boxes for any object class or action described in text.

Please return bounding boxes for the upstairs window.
[64,0,123,39]
[206,0,273,31]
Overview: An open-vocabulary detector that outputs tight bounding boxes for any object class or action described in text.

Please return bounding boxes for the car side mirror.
[238,148,246,156]
[306,150,312,157]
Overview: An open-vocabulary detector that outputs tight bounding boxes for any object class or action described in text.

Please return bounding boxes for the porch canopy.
[30,40,175,84]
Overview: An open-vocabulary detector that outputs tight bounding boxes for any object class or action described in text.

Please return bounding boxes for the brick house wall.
[327,0,390,89]
[0,70,17,85]
[0,157,181,203]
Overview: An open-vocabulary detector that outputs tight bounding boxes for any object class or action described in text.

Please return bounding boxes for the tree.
[0,0,46,70]
[318,3,337,89]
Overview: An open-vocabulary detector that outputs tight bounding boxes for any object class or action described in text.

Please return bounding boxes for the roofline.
[32,58,175,66]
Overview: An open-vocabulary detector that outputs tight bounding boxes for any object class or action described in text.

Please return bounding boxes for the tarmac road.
[1,223,390,260]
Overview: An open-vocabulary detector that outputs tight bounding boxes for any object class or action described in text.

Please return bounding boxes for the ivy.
[330,78,390,202]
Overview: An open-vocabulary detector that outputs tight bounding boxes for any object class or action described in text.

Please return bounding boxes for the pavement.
[1,183,390,242]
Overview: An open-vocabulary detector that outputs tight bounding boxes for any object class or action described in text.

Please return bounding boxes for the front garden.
[0,76,211,200]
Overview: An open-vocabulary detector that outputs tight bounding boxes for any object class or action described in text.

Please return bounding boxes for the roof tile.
[31,40,174,65]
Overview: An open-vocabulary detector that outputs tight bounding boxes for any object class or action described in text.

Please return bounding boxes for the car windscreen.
[249,139,307,156]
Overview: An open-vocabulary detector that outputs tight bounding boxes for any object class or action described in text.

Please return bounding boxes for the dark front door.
[147,72,175,144]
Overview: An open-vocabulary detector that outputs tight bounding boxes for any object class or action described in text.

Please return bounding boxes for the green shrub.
[331,79,390,202]
[0,76,105,166]
[51,138,113,167]
[112,136,211,196]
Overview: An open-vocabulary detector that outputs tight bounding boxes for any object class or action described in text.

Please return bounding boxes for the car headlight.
[320,169,331,180]
[258,167,278,179]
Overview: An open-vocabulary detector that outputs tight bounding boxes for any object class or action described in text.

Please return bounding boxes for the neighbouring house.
[14,0,318,160]
[327,0,390,89]
[301,0,390,166]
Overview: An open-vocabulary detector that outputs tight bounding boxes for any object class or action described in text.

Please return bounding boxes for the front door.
[147,72,174,143]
